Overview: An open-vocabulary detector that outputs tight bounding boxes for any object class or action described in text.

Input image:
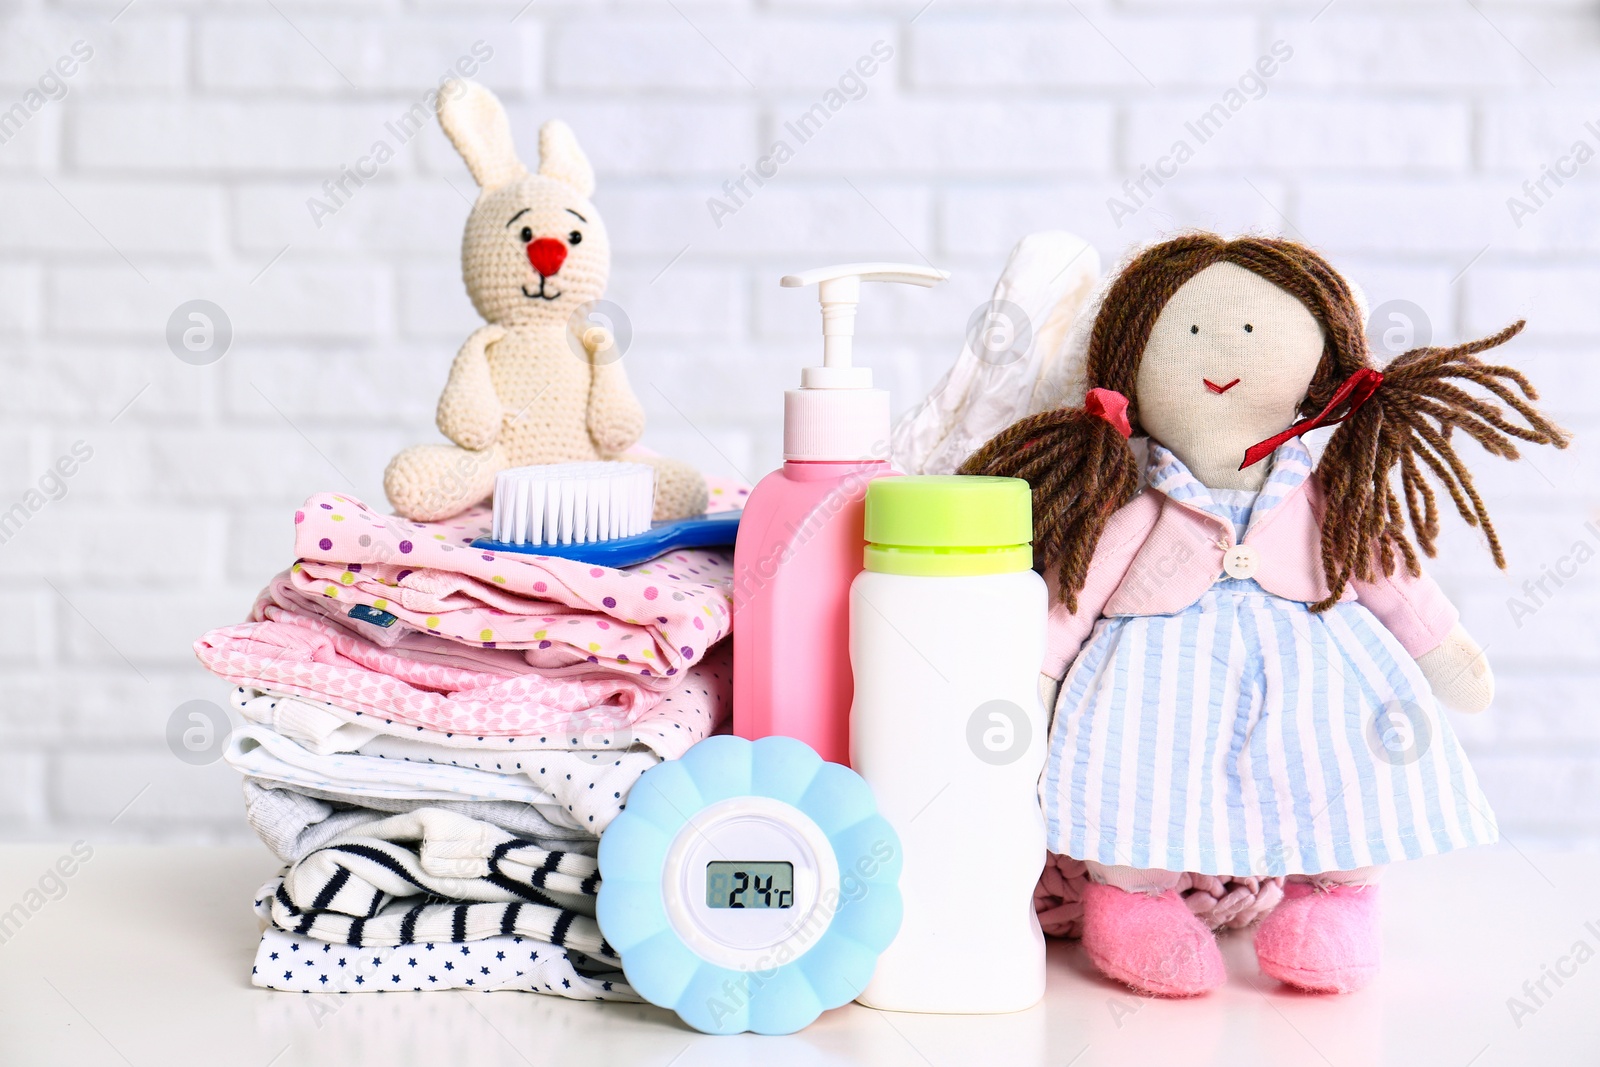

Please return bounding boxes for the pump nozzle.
[782,263,950,389]
[778,261,949,461]
[781,263,950,289]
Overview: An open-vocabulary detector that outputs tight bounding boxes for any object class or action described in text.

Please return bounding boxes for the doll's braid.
[1315,320,1571,607]
[959,409,1138,612]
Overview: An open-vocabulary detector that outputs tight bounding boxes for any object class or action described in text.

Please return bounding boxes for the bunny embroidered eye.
[568,230,583,245]
[1244,323,1254,332]
[520,226,533,243]
[1190,325,1199,335]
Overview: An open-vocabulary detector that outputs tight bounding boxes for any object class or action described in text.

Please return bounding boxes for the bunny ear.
[537,120,595,197]
[436,80,527,191]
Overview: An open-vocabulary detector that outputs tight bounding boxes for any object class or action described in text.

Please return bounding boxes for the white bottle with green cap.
[850,475,1048,1014]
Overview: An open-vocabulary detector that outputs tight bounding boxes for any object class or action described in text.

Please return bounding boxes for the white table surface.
[0,843,1595,1066]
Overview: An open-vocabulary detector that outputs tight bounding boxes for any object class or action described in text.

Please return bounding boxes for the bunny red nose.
[526,238,568,277]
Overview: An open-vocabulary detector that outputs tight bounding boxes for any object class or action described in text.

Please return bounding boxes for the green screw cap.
[862,475,1033,576]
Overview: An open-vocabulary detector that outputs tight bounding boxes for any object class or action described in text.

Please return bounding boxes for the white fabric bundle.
[891,231,1101,475]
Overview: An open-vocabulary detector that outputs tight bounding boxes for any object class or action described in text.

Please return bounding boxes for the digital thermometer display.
[596,735,903,1035]
[705,861,794,909]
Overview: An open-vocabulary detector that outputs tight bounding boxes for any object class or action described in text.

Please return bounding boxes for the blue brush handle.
[472,510,742,567]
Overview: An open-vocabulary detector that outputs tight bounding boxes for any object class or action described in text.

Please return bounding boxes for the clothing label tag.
[348,604,398,628]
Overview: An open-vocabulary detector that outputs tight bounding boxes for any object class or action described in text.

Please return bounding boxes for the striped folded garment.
[253,808,616,975]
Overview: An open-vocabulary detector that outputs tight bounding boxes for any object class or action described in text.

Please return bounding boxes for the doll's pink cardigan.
[1043,472,1459,678]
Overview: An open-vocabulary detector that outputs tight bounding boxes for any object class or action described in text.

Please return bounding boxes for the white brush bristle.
[491,462,655,546]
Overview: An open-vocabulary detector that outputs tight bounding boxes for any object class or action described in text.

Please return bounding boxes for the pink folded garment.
[287,493,733,683]
[258,579,601,681]
[195,606,728,757]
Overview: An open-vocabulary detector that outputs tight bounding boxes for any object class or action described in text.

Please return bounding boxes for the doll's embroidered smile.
[1204,377,1241,394]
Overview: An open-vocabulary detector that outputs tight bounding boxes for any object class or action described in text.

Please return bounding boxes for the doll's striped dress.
[1041,440,1497,877]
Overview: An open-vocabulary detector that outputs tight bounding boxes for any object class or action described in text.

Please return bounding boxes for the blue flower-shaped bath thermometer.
[597,735,902,1035]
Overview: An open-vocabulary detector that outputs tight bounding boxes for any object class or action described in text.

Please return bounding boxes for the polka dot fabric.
[700,475,748,514]
[289,492,732,680]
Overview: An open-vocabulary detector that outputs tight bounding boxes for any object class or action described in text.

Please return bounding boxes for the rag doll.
[962,234,1569,997]
[384,80,707,523]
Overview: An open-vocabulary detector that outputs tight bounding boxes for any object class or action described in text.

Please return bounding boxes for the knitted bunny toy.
[964,234,1568,997]
[384,81,707,523]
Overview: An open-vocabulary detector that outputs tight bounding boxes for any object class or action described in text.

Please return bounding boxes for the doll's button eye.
[520,226,533,243]
[568,230,583,245]
[1190,324,1199,334]
[1244,323,1253,332]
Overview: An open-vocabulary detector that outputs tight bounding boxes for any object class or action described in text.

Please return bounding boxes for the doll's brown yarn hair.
[960,233,1570,611]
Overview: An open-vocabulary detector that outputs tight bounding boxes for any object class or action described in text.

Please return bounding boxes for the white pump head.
[780,262,949,461]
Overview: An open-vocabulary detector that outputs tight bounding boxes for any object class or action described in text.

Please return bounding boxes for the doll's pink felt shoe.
[1254,881,1381,993]
[1081,881,1226,997]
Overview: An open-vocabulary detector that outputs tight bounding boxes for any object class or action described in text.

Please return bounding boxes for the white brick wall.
[0,0,1596,849]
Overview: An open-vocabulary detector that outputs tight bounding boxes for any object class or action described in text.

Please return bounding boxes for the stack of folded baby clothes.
[194,490,737,999]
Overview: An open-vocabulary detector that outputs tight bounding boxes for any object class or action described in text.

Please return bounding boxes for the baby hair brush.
[473,462,741,567]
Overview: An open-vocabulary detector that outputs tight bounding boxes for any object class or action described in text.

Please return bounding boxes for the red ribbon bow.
[1084,387,1132,439]
[1239,367,1385,470]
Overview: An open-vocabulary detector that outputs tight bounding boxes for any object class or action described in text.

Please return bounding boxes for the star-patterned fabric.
[251,927,637,1000]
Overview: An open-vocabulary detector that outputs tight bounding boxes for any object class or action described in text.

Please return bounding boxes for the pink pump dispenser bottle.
[733,263,949,766]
